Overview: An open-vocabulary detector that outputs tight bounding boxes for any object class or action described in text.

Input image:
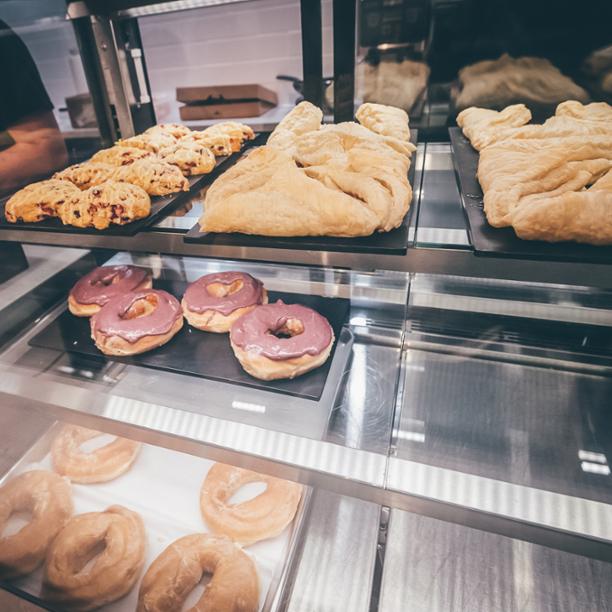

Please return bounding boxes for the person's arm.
[0,111,67,194]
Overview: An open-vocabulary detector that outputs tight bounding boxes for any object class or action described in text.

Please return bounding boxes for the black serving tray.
[184,130,419,255]
[28,280,350,401]
[449,127,612,263]
[0,134,266,237]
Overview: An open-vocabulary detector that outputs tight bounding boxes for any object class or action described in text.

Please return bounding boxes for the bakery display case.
[0,1,611,611]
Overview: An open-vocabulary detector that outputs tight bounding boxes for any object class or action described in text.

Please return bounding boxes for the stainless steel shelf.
[2,144,611,288]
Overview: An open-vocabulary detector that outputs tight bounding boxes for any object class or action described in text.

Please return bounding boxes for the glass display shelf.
[0,406,380,612]
[1,143,611,288]
[1,247,612,565]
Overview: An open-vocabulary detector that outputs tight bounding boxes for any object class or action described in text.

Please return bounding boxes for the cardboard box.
[177,84,278,119]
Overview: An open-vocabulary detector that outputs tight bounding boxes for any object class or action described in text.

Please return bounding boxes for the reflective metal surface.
[282,491,379,612]
[380,509,612,612]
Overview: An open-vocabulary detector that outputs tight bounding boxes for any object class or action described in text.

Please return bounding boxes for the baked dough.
[453,54,589,111]
[43,505,146,611]
[200,102,414,236]
[5,179,80,223]
[137,534,259,612]
[59,180,151,230]
[459,100,612,244]
[180,130,233,156]
[159,140,216,175]
[117,132,177,153]
[113,158,189,195]
[91,145,154,167]
[456,104,532,150]
[54,162,117,190]
[144,122,192,139]
[201,146,381,236]
[355,102,411,142]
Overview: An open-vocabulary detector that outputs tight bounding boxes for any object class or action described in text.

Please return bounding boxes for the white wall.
[0,0,334,127]
[139,0,333,122]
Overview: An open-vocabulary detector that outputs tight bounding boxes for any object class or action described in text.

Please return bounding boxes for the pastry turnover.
[91,145,153,167]
[202,146,380,236]
[5,179,81,223]
[200,101,415,236]
[113,159,189,195]
[458,100,612,244]
[355,102,411,142]
[58,181,151,230]
[54,162,117,190]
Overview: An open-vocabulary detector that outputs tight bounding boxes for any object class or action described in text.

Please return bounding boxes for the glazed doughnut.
[0,470,73,579]
[90,289,183,356]
[182,271,268,333]
[69,265,152,317]
[200,463,302,545]
[229,300,334,380]
[51,424,141,484]
[43,505,146,611]
[137,533,258,612]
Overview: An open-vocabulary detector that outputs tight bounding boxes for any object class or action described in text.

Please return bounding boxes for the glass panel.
[397,273,612,504]
[138,0,310,128]
[354,0,612,135]
[0,406,379,612]
[0,1,100,197]
[380,509,612,611]
[0,249,407,490]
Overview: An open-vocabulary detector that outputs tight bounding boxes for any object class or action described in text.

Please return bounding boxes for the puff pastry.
[201,102,414,236]
[113,159,189,195]
[459,100,612,244]
[202,146,381,236]
[53,162,117,190]
[59,181,151,230]
[159,140,216,176]
[91,145,153,167]
[5,179,80,223]
[456,104,532,150]
[266,101,323,154]
[355,102,411,142]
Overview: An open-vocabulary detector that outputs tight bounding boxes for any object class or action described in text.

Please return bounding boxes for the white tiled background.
[1,0,334,127]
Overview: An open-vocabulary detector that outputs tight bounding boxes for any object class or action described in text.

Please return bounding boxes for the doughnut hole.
[206,279,244,298]
[79,433,117,454]
[181,573,213,612]
[227,480,268,506]
[92,272,121,288]
[1,509,33,538]
[122,294,158,319]
[271,317,304,339]
[69,539,107,575]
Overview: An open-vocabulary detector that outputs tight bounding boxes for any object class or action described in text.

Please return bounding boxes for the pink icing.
[230,300,333,360]
[70,265,150,306]
[91,289,182,343]
[183,271,264,316]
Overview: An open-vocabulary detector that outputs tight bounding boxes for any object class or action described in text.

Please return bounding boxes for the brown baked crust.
[230,334,334,380]
[53,162,117,190]
[181,289,268,333]
[91,316,183,356]
[113,159,189,195]
[5,180,80,223]
[58,181,151,230]
[90,145,154,167]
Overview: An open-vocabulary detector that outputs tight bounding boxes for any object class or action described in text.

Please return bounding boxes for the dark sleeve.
[0,19,53,132]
